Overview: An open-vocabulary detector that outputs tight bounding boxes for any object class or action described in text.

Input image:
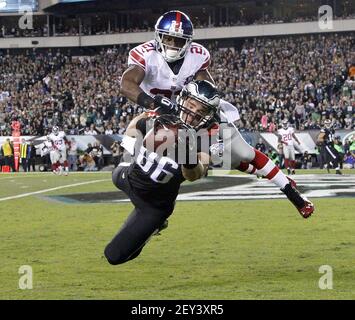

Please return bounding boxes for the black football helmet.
[176,80,220,130]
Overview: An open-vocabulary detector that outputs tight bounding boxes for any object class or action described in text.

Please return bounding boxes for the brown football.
[143,123,180,155]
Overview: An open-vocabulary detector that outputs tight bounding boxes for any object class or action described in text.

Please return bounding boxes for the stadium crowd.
[1,12,355,38]
[0,32,354,138]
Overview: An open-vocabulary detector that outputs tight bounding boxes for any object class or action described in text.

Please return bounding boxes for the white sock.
[270,171,289,189]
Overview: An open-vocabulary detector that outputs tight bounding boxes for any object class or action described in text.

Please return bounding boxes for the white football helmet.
[52,126,59,136]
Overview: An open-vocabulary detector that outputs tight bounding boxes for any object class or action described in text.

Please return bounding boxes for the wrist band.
[137,92,154,109]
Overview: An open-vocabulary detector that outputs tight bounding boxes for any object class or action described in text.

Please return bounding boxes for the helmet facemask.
[52,126,59,136]
[324,120,332,129]
[178,96,216,130]
[155,31,192,63]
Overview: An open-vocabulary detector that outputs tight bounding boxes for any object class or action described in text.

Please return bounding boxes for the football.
[143,121,180,155]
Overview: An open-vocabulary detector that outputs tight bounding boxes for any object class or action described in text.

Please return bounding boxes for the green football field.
[0,170,354,300]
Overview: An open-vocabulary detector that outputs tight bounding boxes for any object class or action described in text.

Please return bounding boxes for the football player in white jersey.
[120,10,314,218]
[48,126,69,175]
[277,120,301,175]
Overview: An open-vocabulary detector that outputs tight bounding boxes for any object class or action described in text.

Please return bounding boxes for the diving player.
[105,80,218,265]
[120,10,314,218]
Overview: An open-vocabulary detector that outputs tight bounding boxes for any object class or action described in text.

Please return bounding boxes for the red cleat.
[298,200,314,218]
[282,177,315,218]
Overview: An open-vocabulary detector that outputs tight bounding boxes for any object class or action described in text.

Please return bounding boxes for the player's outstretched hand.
[153,95,179,115]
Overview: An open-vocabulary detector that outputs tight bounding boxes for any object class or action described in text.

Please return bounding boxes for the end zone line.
[0,179,111,202]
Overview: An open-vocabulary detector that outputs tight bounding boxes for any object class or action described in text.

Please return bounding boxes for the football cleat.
[336,169,342,175]
[282,178,314,218]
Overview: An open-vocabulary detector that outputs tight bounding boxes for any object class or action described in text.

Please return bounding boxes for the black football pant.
[323,145,340,169]
[104,165,174,265]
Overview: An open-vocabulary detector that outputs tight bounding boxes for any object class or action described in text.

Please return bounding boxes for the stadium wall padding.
[1,131,354,156]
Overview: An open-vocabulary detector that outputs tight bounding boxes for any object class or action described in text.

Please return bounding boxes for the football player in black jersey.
[104,80,219,265]
[317,119,342,175]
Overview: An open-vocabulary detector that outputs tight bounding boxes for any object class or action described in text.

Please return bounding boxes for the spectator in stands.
[110,141,124,168]
[80,153,97,171]
[255,138,266,154]
[0,32,353,139]
[27,142,37,172]
[343,151,355,169]
[1,138,14,172]
[90,141,104,170]
[301,151,313,169]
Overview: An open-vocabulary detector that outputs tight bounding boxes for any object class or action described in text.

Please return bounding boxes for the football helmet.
[282,119,289,129]
[155,10,194,63]
[52,126,59,136]
[177,80,220,130]
[324,119,332,129]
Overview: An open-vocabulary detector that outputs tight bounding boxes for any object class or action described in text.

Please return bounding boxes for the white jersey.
[128,40,210,102]
[40,140,54,157]
[278,127,295,146]
[128,40,240,123]
[48,131,67,151]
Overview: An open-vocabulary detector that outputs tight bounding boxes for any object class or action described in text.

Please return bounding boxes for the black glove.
[153,95,179,115]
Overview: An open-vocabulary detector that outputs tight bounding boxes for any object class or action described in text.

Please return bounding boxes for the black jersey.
[127,117,185,207]
[321,127,335,146]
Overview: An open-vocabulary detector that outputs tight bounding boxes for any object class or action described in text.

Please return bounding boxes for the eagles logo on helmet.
[177,80,220,130]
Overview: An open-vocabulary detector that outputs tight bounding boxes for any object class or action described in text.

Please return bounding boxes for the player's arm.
[121,64,176,114]
[125,112,149,138]
[317,131,325,144]
[182,152,209,182]
[120,65,154,107]
[277,133,285,144]
[194,69,215,84]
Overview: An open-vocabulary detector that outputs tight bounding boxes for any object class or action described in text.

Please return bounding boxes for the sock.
[64,160,69,172]
[284,159,290,169]
[290,160,295,170]
[237,161,257,174]
[251,149,289,189]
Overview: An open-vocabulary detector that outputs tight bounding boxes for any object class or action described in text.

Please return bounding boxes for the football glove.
[153,95,179,115]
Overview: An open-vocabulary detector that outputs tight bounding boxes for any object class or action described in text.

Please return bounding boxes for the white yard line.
[0,171,111,181]
[0,179,110,202]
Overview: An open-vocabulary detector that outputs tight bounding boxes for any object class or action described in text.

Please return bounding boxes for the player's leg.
[60,150,69,175]
[107,166,171,264]
[283,146,291,175]
[325,145,342,174]
[222,126,314,218]
[104,206,169,265]
[289,147,296,175]
[21,158,27,172]
[50,151,58,173]
[223,127,290,189]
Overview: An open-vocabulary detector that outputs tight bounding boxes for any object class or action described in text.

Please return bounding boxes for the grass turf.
[0,170,354,299]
